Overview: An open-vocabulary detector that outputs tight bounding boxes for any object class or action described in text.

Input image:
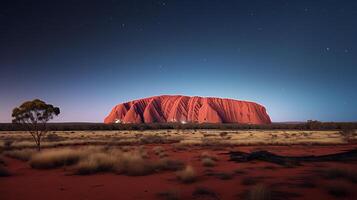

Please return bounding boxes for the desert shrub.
[219,132,228,137]
[201,157,216,167]
[176,165,196,183]
[46,133,63,142]
[75,148,183,176]
[152,146,168,158]
[3,149,36,161]
[155,158,185,171]
[0,165,11,177]
[158,151,168,158]
[340,128,356,143]
[153,146,165,155]
[200,151,218,167]
[200,151,218,160]
[248,184,271,200]
[192,187,219,199]
[140,135,165,144]
[326,185,350,198]
[201,138,223,147]
[30,148,86,169]
[3,139,14,150]
[157,190,180,200]
[173,143,188,151]
[141,135,180,144]
[136,146,149,159]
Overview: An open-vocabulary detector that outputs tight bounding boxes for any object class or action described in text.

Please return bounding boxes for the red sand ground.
[104,95,271,124]
[1,145,357,200]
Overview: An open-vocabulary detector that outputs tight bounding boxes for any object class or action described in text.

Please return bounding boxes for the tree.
[12,99,60,151]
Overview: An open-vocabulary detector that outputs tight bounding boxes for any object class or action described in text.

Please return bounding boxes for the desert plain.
[1,129,357,200]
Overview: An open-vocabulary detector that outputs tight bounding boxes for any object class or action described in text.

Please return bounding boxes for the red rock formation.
[104,95,271,124]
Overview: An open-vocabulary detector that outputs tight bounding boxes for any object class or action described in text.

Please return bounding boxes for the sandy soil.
[1,144,357,200]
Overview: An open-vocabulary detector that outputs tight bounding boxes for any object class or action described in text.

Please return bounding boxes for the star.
[344,49,349,53]
[326,47,330,51]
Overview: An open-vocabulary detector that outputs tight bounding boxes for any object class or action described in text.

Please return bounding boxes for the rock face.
[104,95,271,124]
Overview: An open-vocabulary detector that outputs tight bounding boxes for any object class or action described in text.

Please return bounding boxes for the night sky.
[1,0,357,123]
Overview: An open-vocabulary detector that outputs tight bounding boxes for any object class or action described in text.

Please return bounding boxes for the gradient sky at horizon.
[1,0,357,123]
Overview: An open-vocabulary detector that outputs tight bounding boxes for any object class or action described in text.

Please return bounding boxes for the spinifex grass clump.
[200,151,217,167]
[30,148,87,169]
[176,165,196,183]
[3,149,36,161]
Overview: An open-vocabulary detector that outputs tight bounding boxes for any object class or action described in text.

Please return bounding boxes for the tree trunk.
[37,138,41,151]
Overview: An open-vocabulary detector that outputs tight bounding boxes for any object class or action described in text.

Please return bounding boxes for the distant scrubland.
[0,121,356,131]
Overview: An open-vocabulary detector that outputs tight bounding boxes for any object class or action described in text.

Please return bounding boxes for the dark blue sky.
[1,0,356,122]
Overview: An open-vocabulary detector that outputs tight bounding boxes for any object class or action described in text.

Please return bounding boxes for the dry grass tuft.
[77,148,165,175]
[117,151,154,176]
[201,157,216,167]
[155,158,185,171]
[30,148,87,169]
[3,149,36,161]
[74,148,154,176]
[248,184,271,200]
[200,151,218,167]
[75,152,119,175]
[153,146,168,158]
[200,151,218,160]
[176,165,196,183]
[153,146,165,154]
